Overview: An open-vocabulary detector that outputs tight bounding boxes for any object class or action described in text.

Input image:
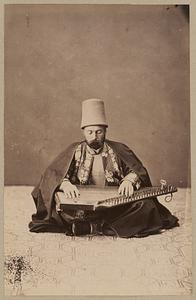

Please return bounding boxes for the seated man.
[29,99,179,238]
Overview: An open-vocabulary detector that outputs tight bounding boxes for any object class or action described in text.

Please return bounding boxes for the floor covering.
[4,186,192,295]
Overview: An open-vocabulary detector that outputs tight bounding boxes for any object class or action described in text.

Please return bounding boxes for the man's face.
[83,125,106,150]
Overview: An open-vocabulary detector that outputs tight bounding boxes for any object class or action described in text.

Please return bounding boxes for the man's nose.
[91,132,96,139]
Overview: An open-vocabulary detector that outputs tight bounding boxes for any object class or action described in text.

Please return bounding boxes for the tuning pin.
[160,179,167,190]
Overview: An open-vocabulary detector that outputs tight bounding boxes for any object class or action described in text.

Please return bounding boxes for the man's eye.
[97,130,102,134]
[88,131,92,134]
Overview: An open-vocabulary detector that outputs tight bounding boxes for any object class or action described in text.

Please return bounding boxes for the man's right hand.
[60,180,80,199]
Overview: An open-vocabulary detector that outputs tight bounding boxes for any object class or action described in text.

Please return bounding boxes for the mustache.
[88,140,104,149]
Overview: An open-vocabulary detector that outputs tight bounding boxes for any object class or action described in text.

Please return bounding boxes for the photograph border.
[0,0,195,299]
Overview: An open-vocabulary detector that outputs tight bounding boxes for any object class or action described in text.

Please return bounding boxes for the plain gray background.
[4,4,190,186]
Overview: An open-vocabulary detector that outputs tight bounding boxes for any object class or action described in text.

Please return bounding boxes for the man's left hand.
[118,180,134,197]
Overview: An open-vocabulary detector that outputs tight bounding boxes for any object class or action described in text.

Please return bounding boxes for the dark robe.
[29,140,179,237]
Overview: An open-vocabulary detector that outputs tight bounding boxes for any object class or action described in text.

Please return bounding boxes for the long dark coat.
[29,140,178,237]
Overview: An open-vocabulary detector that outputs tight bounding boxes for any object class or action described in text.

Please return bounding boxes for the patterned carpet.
[4,186,192,295]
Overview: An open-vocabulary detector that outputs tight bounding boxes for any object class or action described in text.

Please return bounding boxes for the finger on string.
[121,186,125,196]
[70,191,75,198]
[128,185,133,196]
[125,186,129,197]
[68,192,72,199]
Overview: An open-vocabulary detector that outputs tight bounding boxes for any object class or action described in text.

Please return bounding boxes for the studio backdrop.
[4,4,190,187]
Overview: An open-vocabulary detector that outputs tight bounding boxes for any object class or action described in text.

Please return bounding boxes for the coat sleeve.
[119,143,152,187]
[107,140,152,187]
[31,142,79,220]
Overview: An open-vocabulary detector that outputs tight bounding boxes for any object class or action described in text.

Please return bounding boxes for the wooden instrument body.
[55,185,177,213]
[55,186,118,212]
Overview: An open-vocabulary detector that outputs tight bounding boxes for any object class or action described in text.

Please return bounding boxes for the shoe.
[102,224,117,236]
[68,220,104,236]
[71,220,92,236]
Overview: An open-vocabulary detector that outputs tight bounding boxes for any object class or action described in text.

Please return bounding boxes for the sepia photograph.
[3,2,191,296]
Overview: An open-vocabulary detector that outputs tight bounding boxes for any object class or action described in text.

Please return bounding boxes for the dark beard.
[87,140,104,150]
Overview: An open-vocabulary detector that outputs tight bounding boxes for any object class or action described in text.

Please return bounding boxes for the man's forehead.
[83,125,106,131]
